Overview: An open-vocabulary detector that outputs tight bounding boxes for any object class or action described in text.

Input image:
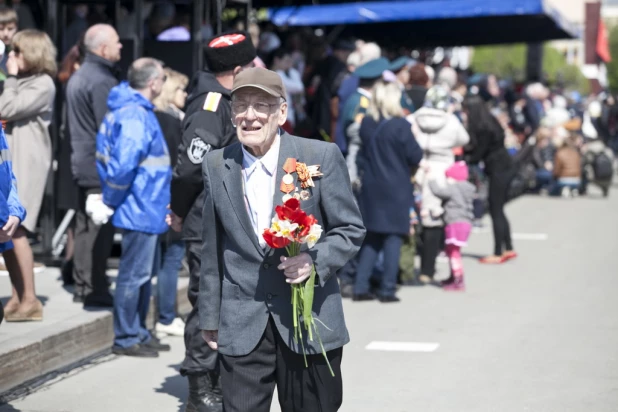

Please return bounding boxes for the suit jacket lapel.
[222,144,263,256]
[265,133,300,256]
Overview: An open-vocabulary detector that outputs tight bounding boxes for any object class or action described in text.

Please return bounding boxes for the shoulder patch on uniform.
[354,113,365,123]
[187,137,212,164]
[203,92,222,112]
[359,96,369,109]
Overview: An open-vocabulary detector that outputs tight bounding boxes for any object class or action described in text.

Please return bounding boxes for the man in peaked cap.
[337,57,388,297]
[333,42,382,154]
[169,30,256,412]
[389,56,416,114]
[342,57,389,191]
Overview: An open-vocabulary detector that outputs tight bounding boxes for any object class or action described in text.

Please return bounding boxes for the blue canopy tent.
[267,0,579,47]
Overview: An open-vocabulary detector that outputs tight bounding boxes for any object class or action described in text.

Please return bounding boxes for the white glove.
[85,194,114,226]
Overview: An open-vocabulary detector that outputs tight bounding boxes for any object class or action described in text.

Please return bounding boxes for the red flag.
[597,20,611,63]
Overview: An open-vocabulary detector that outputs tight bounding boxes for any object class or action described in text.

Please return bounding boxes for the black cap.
[204,31,257,73]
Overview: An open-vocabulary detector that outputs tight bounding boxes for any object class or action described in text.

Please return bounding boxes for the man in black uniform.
[169,31,256,412]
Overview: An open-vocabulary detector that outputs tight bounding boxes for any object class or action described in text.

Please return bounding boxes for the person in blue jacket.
[95,58,172,358]
[0,126,27,324]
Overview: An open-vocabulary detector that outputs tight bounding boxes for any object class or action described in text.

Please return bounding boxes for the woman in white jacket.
[411,86,470,284]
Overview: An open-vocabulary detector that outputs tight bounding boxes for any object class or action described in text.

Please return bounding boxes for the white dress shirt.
[241,135,281,248]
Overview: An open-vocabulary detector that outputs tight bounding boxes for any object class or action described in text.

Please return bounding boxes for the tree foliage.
[606,24,618,93]
[472,43,589,93]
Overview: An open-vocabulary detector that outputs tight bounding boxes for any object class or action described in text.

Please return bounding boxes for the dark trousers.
[73,187,115,298]
[220,317,343,412]
[354,232,404,297]
[420,226,443,277]
[488,170,515,256]
[180,240,219,376]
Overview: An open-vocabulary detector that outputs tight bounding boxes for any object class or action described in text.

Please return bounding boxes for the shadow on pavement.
[0,296,49,306]
[154,363,187,412]
[0,402,22,411]
[462,252,485,260]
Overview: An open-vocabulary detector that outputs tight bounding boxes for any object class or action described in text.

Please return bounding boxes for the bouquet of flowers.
[262,197,334,376]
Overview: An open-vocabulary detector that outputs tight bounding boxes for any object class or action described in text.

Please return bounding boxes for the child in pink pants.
[428,161,475,291]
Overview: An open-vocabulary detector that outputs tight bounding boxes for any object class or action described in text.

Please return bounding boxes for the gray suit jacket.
[198,133,366,357]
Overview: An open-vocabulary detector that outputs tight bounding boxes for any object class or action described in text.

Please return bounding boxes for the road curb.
[0,279,190,397]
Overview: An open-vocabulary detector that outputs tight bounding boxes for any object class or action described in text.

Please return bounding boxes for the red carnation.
[262,229,291,249]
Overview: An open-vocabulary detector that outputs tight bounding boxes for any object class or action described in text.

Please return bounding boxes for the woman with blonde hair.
[152,67,189,337]
[153,67,188,121]
[352,82,423,302]
[0,29,57,321]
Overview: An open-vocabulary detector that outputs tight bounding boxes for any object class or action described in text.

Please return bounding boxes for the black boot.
[61,259,75,286]
[185,373,223,412]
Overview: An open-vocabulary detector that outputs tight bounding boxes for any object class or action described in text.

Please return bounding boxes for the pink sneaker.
[443,276,465,291]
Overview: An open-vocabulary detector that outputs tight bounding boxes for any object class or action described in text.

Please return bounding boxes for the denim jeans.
[354,232,404,297]
[113,230,159,349]
[535,169,553,190]
[156,239,185,325]
[549,178,581,196]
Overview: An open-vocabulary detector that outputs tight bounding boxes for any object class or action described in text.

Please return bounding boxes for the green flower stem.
[285,241,335,376]
[312,321,335,377]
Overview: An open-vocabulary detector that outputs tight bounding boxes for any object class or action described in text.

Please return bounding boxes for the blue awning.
[267,0,579,46]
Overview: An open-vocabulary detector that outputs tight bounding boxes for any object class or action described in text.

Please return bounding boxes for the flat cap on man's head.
[232,67,287,101]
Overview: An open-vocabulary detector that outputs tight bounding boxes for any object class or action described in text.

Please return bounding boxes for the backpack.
[593,152,613,180]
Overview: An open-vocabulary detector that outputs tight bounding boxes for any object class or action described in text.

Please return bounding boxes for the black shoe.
[61,259,75,286]
[73,294,84,303]
[83,292,114,308]
[186,373,222,412]
[143,336,171,352]
[352,293,375,302]
[378,295,400,303]
[112,344,159,358]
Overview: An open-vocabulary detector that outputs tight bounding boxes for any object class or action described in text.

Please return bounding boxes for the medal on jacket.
[280,158,297,195]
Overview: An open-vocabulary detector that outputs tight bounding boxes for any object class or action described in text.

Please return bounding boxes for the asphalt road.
[2,186,618,412]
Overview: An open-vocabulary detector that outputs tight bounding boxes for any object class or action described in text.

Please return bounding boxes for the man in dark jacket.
[169,31,256,412]
[66,23,122,307]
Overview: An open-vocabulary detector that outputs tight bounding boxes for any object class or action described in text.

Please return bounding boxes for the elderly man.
[67,23,122,307]
[96,58,171,357]
[198,67,365,411]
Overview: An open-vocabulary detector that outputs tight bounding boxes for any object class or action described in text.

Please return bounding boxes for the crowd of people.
[0,2,617,411]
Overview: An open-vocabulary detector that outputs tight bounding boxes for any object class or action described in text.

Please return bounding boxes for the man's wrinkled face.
[231,89,287,152]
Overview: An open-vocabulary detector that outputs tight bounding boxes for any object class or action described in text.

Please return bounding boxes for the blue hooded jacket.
[0,127,26,252]
[96,82,171,235]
